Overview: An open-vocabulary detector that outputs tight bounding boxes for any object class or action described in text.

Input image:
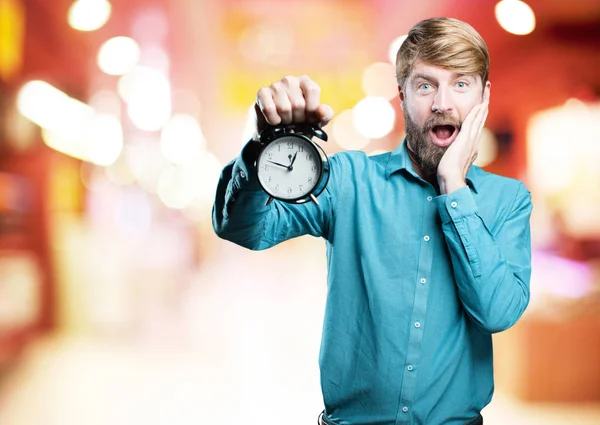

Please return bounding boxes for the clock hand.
[290,151,298,167]
[267,160,291,169]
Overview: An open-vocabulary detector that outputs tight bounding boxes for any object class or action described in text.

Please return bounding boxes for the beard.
[404,109,461,177]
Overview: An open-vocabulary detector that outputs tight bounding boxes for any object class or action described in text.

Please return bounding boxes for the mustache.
[424,113,461,132]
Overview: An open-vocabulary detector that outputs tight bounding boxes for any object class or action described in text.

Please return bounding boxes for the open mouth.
[430,124,457,147]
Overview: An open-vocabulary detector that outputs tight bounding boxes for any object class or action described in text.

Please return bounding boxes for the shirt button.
[414,322,421,328]
[450,201,458,208]
[423,235,430,242]
[420,278,426,284]
[402,406,409,413]
[407,365,414,371]
[426,196,433,201]
[239,170,246,179]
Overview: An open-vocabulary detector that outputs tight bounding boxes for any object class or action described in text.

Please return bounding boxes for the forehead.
[408,59,480,83]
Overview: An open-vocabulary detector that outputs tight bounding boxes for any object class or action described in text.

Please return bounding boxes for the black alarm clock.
[255,123,330,205]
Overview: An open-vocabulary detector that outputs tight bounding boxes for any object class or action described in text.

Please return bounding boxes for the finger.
[257,87,281,127]
[271,82,293,124]
[472,100,489,140]
[316,104,334,126]
[459,103,481,136]
[476,107,489,142]
[299,75,321,122]
[281,76,306,123]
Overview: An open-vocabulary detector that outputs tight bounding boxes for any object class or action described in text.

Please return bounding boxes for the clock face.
[256,135,323,202]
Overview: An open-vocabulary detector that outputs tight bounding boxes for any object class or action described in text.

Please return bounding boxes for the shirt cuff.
[434,186,478,224]
[231,139,264,192]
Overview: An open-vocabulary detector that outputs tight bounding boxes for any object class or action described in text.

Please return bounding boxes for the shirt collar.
[385,139,479,193]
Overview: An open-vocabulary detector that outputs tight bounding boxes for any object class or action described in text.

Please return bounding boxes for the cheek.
[456,95,483,120]
[406,104,429,126]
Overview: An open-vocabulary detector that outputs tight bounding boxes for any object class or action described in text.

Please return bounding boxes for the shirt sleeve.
[212,140,342,250]
[434,183,533,334]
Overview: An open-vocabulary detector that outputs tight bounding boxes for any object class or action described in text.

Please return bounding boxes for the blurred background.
[0,0,599,424]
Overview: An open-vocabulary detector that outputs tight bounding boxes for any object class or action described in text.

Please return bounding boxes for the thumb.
[316,104,334,126]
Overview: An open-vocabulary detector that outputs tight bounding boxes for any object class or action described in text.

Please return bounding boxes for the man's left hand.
[437,98,489,194]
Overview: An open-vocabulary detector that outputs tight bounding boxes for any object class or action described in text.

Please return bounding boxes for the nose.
[431,86,453,113]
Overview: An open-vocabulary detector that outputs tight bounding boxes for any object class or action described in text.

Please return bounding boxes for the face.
[399,59,491,176]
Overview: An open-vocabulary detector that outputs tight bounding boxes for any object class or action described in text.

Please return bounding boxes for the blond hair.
[396,17,490,89]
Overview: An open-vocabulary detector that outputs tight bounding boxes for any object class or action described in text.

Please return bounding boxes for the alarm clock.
[255,123,330,205]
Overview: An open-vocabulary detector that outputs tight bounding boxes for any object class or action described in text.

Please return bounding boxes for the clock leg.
[265,196,274,206]
[309,194,319,205]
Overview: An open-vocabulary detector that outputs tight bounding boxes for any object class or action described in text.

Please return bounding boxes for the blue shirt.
[213,140,532,425]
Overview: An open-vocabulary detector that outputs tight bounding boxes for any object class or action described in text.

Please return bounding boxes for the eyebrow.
[411,73,477,83]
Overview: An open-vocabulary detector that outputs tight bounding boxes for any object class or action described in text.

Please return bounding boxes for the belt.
[318,411,483,425]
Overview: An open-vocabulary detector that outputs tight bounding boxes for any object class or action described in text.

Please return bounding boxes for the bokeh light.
[361,62,398,100]
[124,67,172,131]
[68,0,111,32]
[97,37,141,76]
[388,35,407,65]
[495,0,536,35]
[352,97,396,139]
[332,110,370,150]
[160,114,206,165]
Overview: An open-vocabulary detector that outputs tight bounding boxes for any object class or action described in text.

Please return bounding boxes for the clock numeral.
[299,145,304,153]
[308,177,314,184]
[311,165,317,172]
[298,185,303,192]
[306,154,313,161]
[287,187,292,194]
[268,176,272,182]
[287,142,294,149]
[278,145,281,152]
[268,152,273,158]
[264,164,270,170]
[274,184,279,192]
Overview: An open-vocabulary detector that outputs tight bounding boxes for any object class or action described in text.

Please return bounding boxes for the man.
[213,17,532,425]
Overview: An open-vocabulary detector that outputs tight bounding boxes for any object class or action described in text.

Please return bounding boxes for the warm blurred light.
[0,0,25,81]
[353,97,395,139]
[17,80,123,164]
[17,80,82,129]
[172,90,201,117]
[157,164,199,209]
[160,114,206,165]
[362,62,398,100]
[182,152,223,221]
[42,128,90,162]
[474,128,498,167]
[388,35,407,65]
[18,80,94,160]
[139,45,170,73]
[88,89,121,116]
[239,24,294,66]
[241,104,257,145]
[105,148,136,186]
[114,190,152,235]
[68,0,111,32]
[495,0,536,35]
[97,36,140,76]
[86,114,123,166]
[527,101,600,195]
[128,139,169,194]
[530,251,593,305]
[131,8,168,44]
[332,110,370,150]
[123,67,171,131]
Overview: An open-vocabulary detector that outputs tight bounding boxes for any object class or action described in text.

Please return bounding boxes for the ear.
[398,85,405,110]
[483,81,491,102]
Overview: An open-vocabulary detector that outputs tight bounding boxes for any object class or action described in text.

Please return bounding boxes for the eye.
[455,81,469,90]
[418,83,432,92]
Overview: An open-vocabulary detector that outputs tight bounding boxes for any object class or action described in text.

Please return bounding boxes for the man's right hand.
[253,75,334,140]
